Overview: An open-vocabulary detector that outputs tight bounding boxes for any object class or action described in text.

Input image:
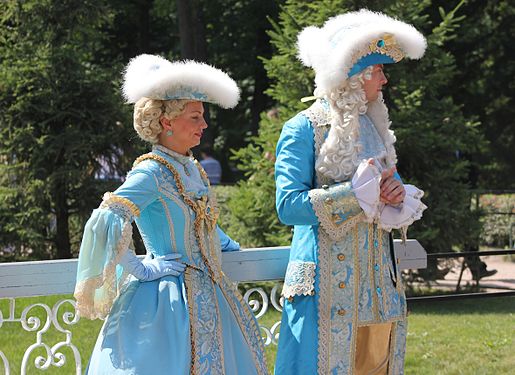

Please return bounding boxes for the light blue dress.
[74,145,268,375]
[274,101,407,374]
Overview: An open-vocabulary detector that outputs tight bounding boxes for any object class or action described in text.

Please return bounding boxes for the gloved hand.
[119,251,186,282]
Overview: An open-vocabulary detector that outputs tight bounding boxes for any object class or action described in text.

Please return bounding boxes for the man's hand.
[380,167,405,205]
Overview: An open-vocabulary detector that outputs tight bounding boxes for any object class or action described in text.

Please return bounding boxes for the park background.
[0,0,514,374]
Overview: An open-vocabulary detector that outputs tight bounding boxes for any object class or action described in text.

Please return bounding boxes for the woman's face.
[363,64,388,102]
[170,101,208,150]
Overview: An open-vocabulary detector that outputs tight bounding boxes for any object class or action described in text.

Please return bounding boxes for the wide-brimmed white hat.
[122,54,240,108]
[297,9,427,94]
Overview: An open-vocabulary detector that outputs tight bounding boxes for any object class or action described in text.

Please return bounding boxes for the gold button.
[337,254,345,261]
[339,282,346,289]
[337,309,346,316]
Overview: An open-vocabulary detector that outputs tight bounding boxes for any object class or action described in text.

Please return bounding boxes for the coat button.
[374,264,380,271]
[325,197,333,204]
[337,309,346,316]
[339,282,346,289]
[337,254,345,261]
[322,184,329,189]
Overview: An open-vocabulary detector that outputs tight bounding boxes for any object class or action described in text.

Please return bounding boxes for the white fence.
[0,242,426,374]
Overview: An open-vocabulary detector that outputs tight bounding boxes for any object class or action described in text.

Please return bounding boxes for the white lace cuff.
[378,184,427,233]
[281,261,316,298]
[351,160,381,222]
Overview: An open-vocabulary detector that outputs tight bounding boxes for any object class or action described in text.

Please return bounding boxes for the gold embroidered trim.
[378,228,388,315]
[350,224,360,374]
[211,280,225,373]
[388,321,398,374]
[100,192,140,219]
[309,187,366,242]
[219,277,268,375]
[158,196,177,252]
[316,228,331,375]
[350,33,405,71]
[370,224,380,322]
[184,269,199,375]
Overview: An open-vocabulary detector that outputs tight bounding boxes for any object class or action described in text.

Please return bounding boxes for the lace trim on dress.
[100,192,140,220]
[74,221,133,320]
[281,261,316,298]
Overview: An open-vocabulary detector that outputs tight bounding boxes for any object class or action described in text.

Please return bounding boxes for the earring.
[166,130,173,137]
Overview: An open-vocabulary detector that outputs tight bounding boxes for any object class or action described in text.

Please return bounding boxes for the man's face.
[363,64,388,102]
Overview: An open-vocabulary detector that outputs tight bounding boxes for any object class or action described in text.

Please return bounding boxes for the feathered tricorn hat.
[122,54,240,109]
[297,9,427,94]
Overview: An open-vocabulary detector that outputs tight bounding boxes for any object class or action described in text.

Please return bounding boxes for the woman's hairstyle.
[133,98,193,143]
[315,66,397,182]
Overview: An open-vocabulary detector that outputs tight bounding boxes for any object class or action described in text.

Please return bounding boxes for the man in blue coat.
[274,10,428,375]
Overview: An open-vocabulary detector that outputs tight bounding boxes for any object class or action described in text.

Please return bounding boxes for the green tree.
[228,0,484,264]
[0,0,131,260]
[444,0,515,189]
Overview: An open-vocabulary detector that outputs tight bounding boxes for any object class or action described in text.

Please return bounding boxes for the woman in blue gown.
[74,54,268,375]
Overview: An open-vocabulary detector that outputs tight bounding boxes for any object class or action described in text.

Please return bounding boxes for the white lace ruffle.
[351,160,427,235]
[378,184,427,232]
[281,261,316,298]
[351,160,381,222]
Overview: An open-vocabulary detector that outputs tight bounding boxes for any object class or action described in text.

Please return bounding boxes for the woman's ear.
[160,116,171,129]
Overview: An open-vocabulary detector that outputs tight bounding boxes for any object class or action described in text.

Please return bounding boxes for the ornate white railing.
[0,242,426,374]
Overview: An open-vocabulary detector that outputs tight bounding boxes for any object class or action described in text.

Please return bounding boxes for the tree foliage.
[0,0,131,259]
[444,0,515,189]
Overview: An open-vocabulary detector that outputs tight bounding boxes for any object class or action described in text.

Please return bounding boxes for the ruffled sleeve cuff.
[351,160,382,222]
[281,261,316,299]
[378,184,427,236]
[308,181,364,241]
[74,193,140,320]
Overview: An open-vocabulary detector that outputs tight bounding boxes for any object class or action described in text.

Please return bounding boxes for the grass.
[1,296,513,374]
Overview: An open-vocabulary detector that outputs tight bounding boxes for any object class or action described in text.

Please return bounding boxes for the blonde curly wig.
[133,98,193,143]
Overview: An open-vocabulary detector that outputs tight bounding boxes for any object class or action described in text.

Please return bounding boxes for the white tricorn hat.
[122,54,240,108]
[297,9,427,94]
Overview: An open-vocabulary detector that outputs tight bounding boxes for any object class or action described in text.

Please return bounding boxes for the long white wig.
[315,67,397,182]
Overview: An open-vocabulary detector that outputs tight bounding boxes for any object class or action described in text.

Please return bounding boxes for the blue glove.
[119,252,186,281]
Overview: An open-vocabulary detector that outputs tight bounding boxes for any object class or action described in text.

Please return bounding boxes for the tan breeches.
[355,322,393,375]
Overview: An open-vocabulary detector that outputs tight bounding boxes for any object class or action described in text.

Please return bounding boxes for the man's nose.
[381,72,388,85]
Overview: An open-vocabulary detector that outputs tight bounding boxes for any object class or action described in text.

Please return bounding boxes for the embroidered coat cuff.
[308,182,364,241]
